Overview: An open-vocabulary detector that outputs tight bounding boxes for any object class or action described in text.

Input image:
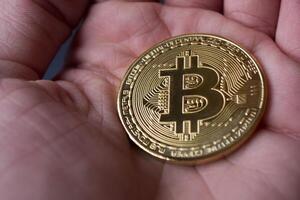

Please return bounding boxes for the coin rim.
[117,33,268,165]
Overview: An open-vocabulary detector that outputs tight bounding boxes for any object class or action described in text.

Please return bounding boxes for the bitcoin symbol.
[159,51,225,134]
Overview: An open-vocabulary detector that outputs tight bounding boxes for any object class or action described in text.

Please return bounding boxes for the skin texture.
[0,0,299,199]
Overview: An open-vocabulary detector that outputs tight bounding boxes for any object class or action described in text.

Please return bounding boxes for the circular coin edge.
[117,33,268,165]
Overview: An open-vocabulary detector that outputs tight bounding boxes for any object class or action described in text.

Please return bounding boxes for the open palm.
[0,0,299,199]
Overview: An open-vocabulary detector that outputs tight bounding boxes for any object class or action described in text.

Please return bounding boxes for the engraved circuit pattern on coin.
[118,34,267,164]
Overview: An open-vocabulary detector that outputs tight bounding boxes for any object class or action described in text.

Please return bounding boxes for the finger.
[0,0,89,80]
[224,0,281,37]
[164,0,223,12]
[276,0,300,63]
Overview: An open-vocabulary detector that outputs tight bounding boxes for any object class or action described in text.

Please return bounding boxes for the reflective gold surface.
[117,34,267,164]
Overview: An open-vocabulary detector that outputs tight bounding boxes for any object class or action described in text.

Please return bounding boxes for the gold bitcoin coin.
[117,34,267,164]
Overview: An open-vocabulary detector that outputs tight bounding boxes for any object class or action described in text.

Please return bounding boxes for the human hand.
[0,0,299,199]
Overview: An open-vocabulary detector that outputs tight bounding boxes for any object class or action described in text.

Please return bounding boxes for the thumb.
[0,0,89,80]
